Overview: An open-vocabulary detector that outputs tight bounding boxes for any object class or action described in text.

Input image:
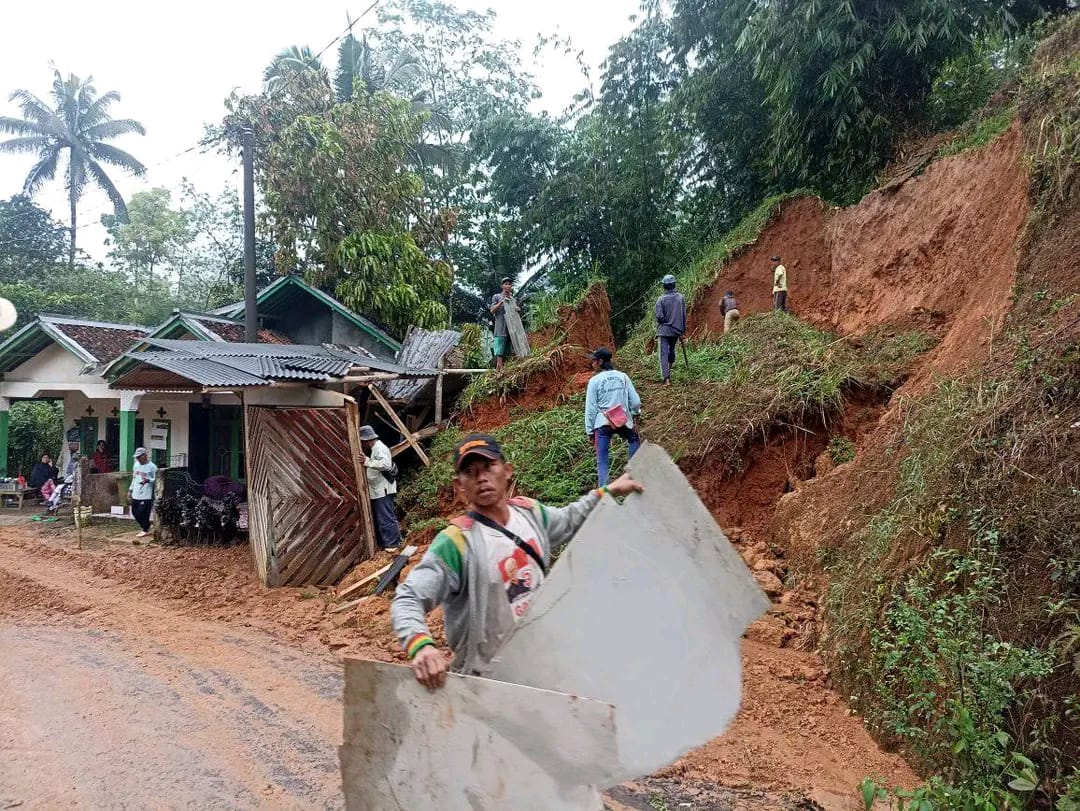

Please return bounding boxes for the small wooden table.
[0,488,35,509]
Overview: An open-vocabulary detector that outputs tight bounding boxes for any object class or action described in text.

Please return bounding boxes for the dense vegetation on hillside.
[3,0,1071,337]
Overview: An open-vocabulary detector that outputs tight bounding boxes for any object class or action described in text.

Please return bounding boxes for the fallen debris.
[336,545,416,601]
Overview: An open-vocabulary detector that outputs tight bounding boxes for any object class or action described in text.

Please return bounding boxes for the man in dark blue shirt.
[654,274,686,386]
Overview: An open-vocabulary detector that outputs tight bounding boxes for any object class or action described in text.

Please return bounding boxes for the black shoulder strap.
[466,509,548,575]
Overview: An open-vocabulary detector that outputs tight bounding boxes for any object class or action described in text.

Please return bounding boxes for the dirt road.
[0,522,914,809]
[0,539,347,809]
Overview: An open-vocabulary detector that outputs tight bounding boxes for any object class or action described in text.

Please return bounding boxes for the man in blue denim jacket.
[584,347,643,486]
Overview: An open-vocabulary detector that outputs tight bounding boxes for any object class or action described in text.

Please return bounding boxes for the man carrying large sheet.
[391,433,643,687]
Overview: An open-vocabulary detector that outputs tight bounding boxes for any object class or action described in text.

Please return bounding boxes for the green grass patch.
[937,106,1016,158]
[455,344,577,413]
[526,277,604,333]
[397,400,629,524]
[628,190,816,348]
[824,337,1080,801]
[828,436,856,465]
[621,313,934,467]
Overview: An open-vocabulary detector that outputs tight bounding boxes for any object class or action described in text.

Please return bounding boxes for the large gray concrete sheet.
[339,659,618,811]
[503,299,531,357]
[490,442,770,782]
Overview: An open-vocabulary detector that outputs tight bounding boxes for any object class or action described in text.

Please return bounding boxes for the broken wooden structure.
[110,339,480,587]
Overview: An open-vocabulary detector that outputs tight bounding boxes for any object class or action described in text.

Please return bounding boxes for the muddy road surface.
[0,539,346,809]
[0,523,912,809]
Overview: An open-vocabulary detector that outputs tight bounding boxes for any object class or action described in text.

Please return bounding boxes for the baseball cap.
[662,274,676,286]
[770,255,781,262]
[134,447,148,458]
[452,433,505,471]
[358,425,378,441]
[500,276,513,285]
[588,347,613,362]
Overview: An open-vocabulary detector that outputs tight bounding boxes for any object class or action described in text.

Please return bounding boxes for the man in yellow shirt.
[771,255,788,312]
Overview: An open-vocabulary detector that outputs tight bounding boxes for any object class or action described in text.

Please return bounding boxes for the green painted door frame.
[119,410,137,472]
[79,417,99,457]
[0,409,8,477]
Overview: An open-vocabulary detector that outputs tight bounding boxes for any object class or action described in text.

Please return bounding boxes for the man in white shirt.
[359,425,401,549]
[129,447,158,539]
[771,255,788,312]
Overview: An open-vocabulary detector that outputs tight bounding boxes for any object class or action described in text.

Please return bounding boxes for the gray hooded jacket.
[391,490,602,675]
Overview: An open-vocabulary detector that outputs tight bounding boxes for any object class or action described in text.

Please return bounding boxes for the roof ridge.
[39,314,150,331]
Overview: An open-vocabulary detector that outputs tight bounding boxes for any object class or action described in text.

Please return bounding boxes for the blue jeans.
[371,494,401,549]
[595,425,641,487]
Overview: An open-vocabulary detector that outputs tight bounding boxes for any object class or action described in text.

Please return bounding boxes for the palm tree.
[0,70,146,269]
[263,46,330,99]
[335,34,453,172]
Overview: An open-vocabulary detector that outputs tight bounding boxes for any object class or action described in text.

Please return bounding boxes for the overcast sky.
[0,0,637,261]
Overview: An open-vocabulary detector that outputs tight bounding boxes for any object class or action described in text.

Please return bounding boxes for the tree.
[101,187,192,300]
[0,69,146,268]
[471,3,691,331]
[247,92,451,335]
[177,181,277,309]
[730,0,1020,198]
[6,401,63,478]
[263,46,330,100]
[0,195,69,283]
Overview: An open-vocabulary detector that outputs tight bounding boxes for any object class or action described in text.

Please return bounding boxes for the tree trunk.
[68,194,77,271]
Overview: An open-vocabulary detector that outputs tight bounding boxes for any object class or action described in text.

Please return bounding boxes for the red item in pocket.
[603,403,629,429]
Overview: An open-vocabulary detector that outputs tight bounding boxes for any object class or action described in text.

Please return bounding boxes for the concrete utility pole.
[242,128,258,343]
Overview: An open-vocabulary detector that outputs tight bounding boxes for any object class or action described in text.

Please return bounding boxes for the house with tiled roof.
[0,276,403,481]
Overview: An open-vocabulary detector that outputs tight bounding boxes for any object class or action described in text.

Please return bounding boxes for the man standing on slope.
[719,290,741,333]
[584,347,642,487]
[392,433,643,688]
[771,256,788,312]
[654,273,686,385]
[489,277,515,373]
[360,424,401,550]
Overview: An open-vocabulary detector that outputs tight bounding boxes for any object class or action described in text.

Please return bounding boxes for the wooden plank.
[435,372,445,425]
[336,544,417,600]
[336,564,392,601]
[346,399,377,561]
[390,425,439,457]
[369,385,430,466]
[331,595,375,615]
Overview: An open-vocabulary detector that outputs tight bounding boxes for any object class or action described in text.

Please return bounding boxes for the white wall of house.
[244,387,347,408]
[59,392,194,466]
[5,342,85,382]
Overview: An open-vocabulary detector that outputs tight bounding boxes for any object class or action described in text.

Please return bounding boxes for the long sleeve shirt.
[391,490,604,675]
[365,440,397,499]
[584,369,642,435]
[773,265,788,293]
[654,291,687,337]
[129,461,157,501]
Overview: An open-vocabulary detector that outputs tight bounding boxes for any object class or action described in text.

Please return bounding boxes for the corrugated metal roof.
[115,353,269,388]
[112,339,439,390]
[385,328,463,402]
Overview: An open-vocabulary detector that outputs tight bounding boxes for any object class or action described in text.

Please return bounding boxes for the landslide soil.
[691,126,1029,378]
[0,520,914,810]
[459,283,614,433]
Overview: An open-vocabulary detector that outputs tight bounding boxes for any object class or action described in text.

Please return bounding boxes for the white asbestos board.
[339,659,617,811]
[503,298,531,357]
[489,442,770,783]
